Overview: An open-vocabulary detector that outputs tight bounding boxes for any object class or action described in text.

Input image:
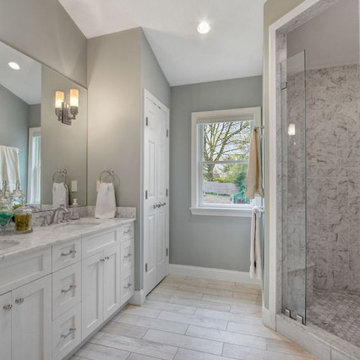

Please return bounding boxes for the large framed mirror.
[0,41,87,208]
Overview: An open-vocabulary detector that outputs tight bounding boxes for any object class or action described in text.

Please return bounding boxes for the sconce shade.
[70,89,79,107]
[55,91,64,109]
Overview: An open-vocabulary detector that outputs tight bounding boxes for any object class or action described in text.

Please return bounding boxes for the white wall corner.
[129,289,145,306]
[168,264,261,285]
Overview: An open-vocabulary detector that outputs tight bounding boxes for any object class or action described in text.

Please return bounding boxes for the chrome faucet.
[50,205,70,224]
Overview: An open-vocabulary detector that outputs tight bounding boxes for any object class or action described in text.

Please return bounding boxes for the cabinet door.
[103,244,120,320]
[12,275,52,360]
[82,251,104,338]
[0,292,12,360]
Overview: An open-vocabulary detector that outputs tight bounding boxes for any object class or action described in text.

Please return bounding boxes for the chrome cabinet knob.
[15,298,24,304]
[3,304,12,311]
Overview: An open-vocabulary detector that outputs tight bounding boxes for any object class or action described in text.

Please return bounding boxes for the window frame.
[190,107,262,217]
[27,127,41,205]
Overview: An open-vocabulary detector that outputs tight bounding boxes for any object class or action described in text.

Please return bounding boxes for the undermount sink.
[51,221,101,231]
[0,240,20,250]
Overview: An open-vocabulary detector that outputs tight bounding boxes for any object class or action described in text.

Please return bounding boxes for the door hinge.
[145,190,148,199]
[166,248,169,256]
[166,188,169,197]
[145,263,148,272]
[166,129,169,137]
[146,117,149,126]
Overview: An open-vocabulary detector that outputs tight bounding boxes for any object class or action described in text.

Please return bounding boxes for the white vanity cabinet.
[0,275,52,360]
[81,232,121,338]
[0,219,135,360]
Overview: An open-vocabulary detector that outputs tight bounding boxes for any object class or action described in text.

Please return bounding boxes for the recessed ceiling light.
[197,21,211,35]
[8,62,20,70]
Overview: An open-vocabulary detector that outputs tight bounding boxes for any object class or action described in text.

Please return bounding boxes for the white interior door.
[144,90,169,295]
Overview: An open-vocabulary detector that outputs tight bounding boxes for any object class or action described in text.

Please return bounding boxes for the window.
[27,127,41,205]
[191,107,261,217]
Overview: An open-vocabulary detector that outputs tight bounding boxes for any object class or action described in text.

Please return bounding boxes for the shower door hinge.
[145,263,148,272]
[296,314,305,325]
[146,117,149,126]
[166,248,169,256]
[145,190,148,199]
[284,308,291,318]
[166,129,169,138]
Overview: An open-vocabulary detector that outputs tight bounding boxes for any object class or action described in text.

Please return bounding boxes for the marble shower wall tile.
[306,64,360,293]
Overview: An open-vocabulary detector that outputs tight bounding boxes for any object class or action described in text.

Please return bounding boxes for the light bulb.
[197,21,211,34]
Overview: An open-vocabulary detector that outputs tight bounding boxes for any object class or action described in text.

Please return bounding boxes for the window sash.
[197,120,251,209]
[191,107,262,216]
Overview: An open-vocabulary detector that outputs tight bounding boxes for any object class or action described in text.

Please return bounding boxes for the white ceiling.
[58,0,265,86]
[0,42,41,105]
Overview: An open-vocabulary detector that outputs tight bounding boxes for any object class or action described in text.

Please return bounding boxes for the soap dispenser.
[71,198,80,220]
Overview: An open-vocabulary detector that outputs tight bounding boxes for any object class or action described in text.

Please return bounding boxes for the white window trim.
[190,107,262,217]
[27,127,41,205]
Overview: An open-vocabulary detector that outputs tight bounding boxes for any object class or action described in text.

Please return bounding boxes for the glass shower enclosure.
[281,51,307,324]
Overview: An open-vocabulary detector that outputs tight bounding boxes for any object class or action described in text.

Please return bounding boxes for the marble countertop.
[0,217,135,262]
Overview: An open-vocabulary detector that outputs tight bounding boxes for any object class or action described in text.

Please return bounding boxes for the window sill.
[190,207,252,218]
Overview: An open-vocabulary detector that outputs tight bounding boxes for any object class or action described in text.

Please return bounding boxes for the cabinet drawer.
[121,273,134,305]
[52,238,81,272]
[0,248,51,295]
[121,239,134,264]
[53,262,81,319]
[82,230,117,258]
[119,223,134,241]
[52,303,81,360]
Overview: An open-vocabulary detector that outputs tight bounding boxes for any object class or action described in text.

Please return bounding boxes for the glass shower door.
[281,51,307,324]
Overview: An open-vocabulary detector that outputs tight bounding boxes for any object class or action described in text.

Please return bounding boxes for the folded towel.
[0,145,20,192]
[53,182,68,208]
[249,206,262,281]
[95,183,116,219]
[246,128,264,199]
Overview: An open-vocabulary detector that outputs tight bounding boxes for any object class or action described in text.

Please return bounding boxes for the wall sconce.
[55,89,79,125]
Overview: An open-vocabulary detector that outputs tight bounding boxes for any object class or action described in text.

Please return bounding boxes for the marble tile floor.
[71,275,317,360]
[307,289,360,347]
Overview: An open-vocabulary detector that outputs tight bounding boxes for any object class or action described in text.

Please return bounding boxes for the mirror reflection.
[0,41,87,209]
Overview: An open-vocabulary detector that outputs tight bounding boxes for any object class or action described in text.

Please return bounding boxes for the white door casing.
[143,89,169,295]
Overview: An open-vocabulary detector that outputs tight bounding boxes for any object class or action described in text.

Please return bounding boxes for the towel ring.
[52,169,68,183]
[99,169,115,184]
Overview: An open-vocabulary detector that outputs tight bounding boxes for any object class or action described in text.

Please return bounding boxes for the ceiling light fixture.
[8,62,20,70]
[197,21,211,34]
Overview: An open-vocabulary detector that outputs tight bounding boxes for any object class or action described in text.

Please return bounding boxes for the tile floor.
[71,275,317,360]
[308,289,360,347]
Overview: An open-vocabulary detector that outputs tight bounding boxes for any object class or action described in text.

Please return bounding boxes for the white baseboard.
[168,264,261,285]
[129,289,145,306]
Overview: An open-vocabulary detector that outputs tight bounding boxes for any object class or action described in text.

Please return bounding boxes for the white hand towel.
[95,183,116,219]
[249,206,262,281]
[0,145,20,191]
[246,128,264,199]
[53,182,68,209]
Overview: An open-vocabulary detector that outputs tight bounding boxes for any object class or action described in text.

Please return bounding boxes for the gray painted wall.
[0,84,28,193]
[28,104,41,128]
[41,66,88,206]
[0,0,87,86]
[87,28,170,290]
[170,76,262,271]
